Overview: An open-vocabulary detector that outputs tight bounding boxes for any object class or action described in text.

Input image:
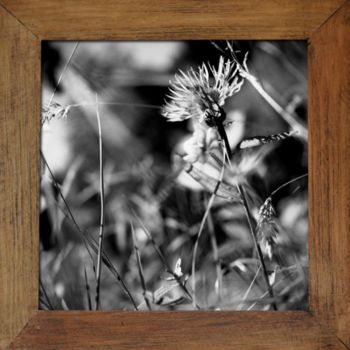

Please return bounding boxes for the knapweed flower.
[162,56,245,159]
[256,197,279,259]
[162,56,244,126]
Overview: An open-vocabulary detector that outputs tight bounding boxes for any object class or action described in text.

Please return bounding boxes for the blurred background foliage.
[40,41,307,311]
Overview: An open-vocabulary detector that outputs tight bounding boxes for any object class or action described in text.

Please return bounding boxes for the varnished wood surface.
[0,0,346,40]
[309,0,350,346]
[0,0,349,349]
[9,311,347,349]
[0,5,40,350]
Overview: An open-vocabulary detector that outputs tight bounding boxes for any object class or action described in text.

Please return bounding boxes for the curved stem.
[216,122,232,159]
[236,184,277,310]
[41,152,138,310]
[48,42,79,107]
[207,208,222,302]
[270,173,308,197]
[95,93,105,310]
[191,145,225,308]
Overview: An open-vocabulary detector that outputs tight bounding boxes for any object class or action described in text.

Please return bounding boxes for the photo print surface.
[40,41,308,311]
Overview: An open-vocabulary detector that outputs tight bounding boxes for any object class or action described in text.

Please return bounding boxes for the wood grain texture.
[0,0,346,40]
[9,311,347,349]
[0,0,349,349]
[0,6,40,349]
[309,0,350,346]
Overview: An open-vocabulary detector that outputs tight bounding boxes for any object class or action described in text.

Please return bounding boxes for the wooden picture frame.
[0,1,349,348]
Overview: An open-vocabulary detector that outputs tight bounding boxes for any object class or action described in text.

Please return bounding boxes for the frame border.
[0,1,349,349]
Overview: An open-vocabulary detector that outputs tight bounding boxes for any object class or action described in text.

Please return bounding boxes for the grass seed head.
[257,197,279,259]
[42,102,70,124]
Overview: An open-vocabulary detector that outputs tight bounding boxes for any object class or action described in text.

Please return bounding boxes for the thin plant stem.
[191,145,225,308]
[130,207,198,308]
[41,151,96,269]
[216,122,232,159]
[246,269,296,310]
[207,208,222,302]
[212,41,307,140]
[270,173,308,197]
[48,42,79,107]
[235,52,307,141]
[85,234,139,310]
[191,193,216,308]
[236,183,278,310]
[237,265,261,310]
[40,280,54,310]
[216,113,278,310]
[39,297,52,310]
[241,69,307,140]
[61,298,69,310]
[41,152,138,310]
[84,266,93,310]
[69,101,161,109]
[95,93,105,310]
[130,222,152,310]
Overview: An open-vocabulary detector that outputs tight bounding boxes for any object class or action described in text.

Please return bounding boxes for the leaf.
[183,162,241,202]
[237,130,298,149]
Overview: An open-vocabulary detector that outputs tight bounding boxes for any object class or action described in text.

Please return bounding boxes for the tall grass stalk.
[239,65,307,140]
[41,152,138,309]
[84,266,93,310]
[207,209,222,302]
[42,42,140,310]
[85,234,139,310]
[130,222,152,310]
[236,183,278,310]
[41,151,96,269]
[68,101,161,110]
[237,265,261,310]
[94,93,105,310]
[48,42,79,107]
[39,280,54,310]
[211,41,307,140]
[270,173,308,197]
[232,49,307,140]
[191,145,225,309]
[246,269,297,310]
[131,207,198,308]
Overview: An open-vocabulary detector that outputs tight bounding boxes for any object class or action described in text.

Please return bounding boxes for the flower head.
[162,56,244,125]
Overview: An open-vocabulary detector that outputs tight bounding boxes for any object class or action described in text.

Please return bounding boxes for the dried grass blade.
[130,222,152,310]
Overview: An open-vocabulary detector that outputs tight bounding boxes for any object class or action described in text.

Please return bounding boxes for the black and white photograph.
[40,40,308,311]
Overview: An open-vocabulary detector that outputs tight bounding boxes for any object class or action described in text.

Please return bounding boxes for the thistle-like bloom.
[162,56,244,124]
[256,197,279,260]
